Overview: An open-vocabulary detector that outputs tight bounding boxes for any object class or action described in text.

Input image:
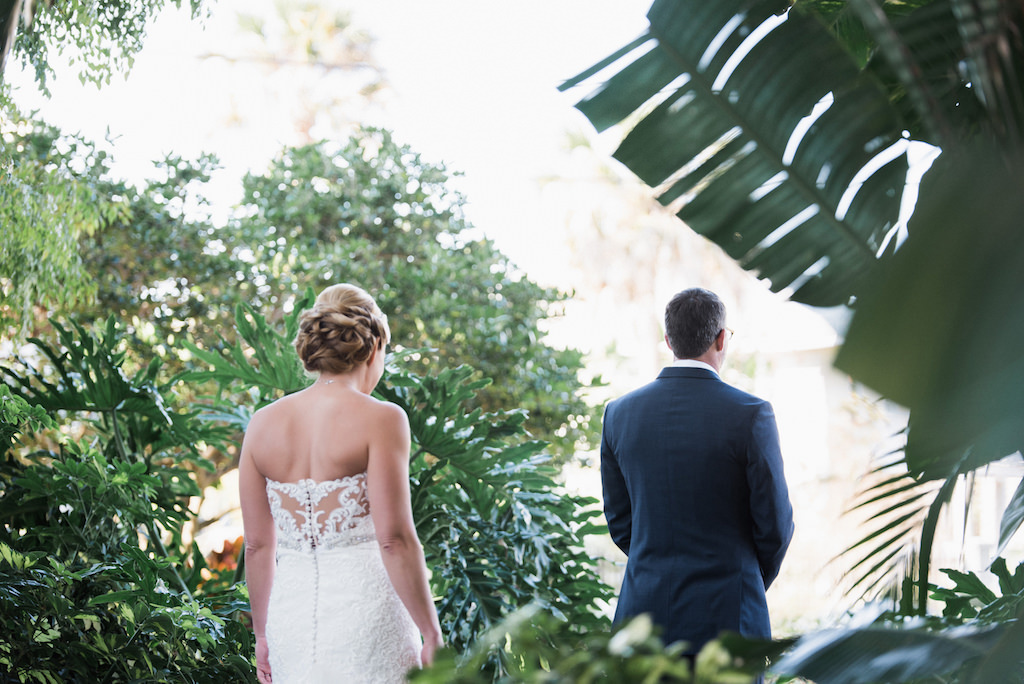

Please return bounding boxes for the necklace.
[320,379,337,385]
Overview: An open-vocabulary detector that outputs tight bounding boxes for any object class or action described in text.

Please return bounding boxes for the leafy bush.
[0,538,253,682]
[410,607,781,684]
[0,298,613,680]
[381,364,611,660]
[0,321,254,682]
[933,557,1024,626]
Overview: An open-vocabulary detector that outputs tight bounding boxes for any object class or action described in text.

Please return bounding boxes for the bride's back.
[246,282,394,486]
[247,386,383,484]
[240,283,437,684]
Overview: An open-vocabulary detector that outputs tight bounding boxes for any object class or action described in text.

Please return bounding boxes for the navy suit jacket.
[601,366,794,653]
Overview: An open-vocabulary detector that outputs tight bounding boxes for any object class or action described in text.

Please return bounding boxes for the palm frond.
[562,0,910,306]
[839,454,941,606]
[952,0,1024,143]
[840,445,979,613]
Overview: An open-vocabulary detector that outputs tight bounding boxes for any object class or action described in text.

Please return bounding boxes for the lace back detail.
[267,474,376,552]
[264,471,421,681]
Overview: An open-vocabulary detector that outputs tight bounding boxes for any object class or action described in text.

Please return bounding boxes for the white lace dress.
[265,473,421,683]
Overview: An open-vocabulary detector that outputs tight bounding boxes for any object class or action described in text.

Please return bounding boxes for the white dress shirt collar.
[670,359,719,376]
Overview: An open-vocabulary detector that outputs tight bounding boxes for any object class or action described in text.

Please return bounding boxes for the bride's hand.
[256,635,272,683]
[420,632,444,667]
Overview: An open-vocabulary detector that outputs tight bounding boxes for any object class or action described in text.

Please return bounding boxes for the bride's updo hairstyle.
[294,283,390,375]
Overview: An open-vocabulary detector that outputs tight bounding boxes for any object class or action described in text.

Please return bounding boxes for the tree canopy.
[234,130,597,454]
[0,0,207,331]
[2,115,596,457]
[0,0,206,93]
[0,118,126,330]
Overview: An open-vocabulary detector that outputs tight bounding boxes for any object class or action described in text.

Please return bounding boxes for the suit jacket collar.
[657,366,721,381]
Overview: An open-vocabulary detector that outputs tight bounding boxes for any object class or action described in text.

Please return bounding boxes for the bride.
[239,283,443,683]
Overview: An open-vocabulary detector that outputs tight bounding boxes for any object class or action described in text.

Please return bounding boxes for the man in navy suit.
[601,287,794,662]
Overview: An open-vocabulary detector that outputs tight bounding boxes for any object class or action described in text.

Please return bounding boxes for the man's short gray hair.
[664,288,726,359]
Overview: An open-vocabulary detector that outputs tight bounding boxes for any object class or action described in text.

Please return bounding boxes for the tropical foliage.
[775,558,1024,683]
[1,6,606,672]
[1,300,612,680]
[410,608,772,684]
[0,325,253,681]
[8,0,1024,679]
[563,0,1024,678]
[559,0,910,308]
[409,557,1024,683]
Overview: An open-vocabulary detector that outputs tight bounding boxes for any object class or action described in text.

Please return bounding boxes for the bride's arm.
[239,415,276,683]
[366,402,444,666]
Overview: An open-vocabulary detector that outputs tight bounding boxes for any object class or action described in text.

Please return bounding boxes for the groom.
[600,287,794,662]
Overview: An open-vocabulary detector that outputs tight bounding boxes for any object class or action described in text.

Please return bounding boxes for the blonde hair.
[294,284,390,374]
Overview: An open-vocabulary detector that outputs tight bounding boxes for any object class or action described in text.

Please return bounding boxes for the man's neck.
[671,358,719,375]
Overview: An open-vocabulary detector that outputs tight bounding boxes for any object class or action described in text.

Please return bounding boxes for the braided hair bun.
[294,284,390,374]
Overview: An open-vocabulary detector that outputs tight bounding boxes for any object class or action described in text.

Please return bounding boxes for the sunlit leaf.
[993,475,1024,562]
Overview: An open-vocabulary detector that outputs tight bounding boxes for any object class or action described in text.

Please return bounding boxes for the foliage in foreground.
[0,341,252,682]
[776,558,1024,684]
[411,608,760,684]
[408,558,1024,684]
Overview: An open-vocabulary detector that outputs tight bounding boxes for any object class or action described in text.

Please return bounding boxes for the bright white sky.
[8,0,652,279]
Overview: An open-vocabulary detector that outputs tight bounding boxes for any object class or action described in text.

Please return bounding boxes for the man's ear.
[715,329,727,352]
[664,334,674,355]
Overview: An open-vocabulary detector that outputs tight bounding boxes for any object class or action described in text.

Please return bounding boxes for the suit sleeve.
[746,401,794,589]
[600,403,632,556]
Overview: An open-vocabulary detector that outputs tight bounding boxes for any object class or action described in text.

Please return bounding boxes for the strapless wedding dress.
[264,473,421,683]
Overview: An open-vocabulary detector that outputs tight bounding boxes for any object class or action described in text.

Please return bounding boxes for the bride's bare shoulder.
[365,397,409,428]
[246,389,309,429]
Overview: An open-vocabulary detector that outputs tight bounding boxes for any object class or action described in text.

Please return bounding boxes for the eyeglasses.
[721,327,734,340]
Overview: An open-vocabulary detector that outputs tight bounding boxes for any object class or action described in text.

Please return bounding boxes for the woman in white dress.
[239,283,443,683]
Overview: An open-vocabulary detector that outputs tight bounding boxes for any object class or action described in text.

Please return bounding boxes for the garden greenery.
[1,300,616,681]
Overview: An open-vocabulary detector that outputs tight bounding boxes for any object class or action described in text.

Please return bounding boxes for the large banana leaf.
[561,0,910,307]
[835,144,1024,479]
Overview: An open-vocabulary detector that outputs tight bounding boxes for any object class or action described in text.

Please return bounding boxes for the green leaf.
[565,0,908,306]
[836,146,1024,480]
[965,616,1024,683]
[993,475,1024,562]
[776,622,1006,683]
[87,590,137,606]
